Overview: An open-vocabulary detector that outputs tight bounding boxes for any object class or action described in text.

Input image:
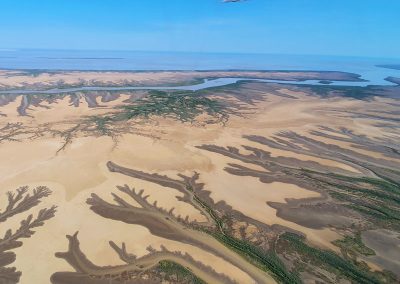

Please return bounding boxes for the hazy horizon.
[1,48,400,61]
[0,0,399,58]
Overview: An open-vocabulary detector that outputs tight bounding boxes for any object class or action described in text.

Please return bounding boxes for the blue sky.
[0,0,399,58]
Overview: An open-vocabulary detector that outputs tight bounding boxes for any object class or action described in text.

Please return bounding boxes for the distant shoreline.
[377,64,400,71]
[0,68,364,81]
[385,76,400,85]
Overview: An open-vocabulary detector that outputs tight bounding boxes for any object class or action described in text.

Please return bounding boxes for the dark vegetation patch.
[318,80,333,85]
[385,76,400,85]
[333,231,376,258]
[87,90,231,135]
[211,231,301,284]
[302,171,400,231]
[278,232,397,284]
[302,85,380,99]
[184,175,301,283]
[157,260,206,284]
[376,64,400,71]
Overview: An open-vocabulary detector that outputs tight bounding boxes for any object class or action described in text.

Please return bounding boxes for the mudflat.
[0,70,399,284]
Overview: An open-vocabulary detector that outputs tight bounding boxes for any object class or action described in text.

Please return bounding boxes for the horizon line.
[1,47,399,61]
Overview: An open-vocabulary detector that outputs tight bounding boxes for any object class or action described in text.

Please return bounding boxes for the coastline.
[0,69,366,93]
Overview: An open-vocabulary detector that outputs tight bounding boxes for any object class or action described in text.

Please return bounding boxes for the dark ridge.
[376,64,400,71]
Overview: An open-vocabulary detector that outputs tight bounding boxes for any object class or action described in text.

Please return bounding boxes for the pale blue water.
[1,49,400,87]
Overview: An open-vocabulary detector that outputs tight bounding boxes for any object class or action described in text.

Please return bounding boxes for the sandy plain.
[0,74,398,283]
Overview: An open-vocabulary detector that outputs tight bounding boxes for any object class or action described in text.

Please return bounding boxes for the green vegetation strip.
[302,170,400,230]
[187,185,300,283]
[212,232,301,284]
[280,233,386,284]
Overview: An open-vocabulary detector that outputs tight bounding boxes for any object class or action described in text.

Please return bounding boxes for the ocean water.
[0,49,400,86]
